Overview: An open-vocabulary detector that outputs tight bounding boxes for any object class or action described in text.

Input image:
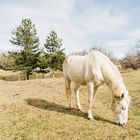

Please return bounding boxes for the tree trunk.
[52,69,55,78]
[26,72,30,80]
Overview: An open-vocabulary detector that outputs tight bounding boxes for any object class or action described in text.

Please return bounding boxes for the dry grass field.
[0,70,140,140]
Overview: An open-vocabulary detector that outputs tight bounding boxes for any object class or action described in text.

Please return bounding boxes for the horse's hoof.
[116,121,126,126]
[88,117,94,121]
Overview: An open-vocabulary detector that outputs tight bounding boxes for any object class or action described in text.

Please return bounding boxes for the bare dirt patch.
[0,78,64,104]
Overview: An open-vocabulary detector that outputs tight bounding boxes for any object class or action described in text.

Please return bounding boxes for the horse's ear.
[121,93,124,98]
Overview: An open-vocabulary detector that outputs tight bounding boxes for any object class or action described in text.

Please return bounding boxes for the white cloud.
[74,7,130,36]
[106,39,136,47]
[128,29,140,39]
[0,0,75,19]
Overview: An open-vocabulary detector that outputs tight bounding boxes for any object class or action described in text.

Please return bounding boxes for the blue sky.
[0,0,140,58]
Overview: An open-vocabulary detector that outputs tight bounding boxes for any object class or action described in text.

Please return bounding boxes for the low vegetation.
[0,70,139,140]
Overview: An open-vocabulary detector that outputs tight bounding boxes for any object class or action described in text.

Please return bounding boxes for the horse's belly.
[68,73,87,85]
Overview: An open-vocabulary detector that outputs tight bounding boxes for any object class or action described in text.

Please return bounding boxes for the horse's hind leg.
[74,84,84,112]
[65,77,72,108]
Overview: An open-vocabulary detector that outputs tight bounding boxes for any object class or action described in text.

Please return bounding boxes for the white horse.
[63,50,131,125]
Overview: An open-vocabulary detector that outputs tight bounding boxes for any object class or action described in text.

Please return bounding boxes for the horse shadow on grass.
[25,98,116,125]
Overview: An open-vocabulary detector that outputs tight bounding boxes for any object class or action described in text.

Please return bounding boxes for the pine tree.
[9,18,40,80]
[44,31,65,77]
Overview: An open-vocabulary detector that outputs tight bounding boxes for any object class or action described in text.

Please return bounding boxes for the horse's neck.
[102,67,126,95]
[100,57,126,94]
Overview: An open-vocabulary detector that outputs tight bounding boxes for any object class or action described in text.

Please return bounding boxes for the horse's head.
[111,91,131,125]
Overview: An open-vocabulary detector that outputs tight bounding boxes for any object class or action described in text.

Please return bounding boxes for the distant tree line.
[0,18,65,79]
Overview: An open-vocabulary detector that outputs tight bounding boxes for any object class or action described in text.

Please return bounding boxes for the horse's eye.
[121,106,126,110]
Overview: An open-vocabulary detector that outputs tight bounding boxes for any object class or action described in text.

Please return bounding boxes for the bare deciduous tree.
[121,40,140,70]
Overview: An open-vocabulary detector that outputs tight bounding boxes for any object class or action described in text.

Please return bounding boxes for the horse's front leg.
[87,81,94,121]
